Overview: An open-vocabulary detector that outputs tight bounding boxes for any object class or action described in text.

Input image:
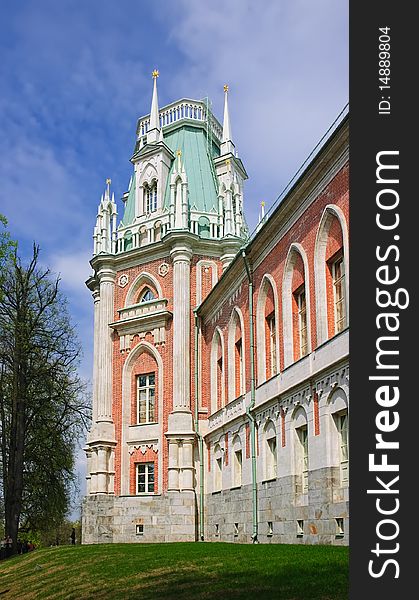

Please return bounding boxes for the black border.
[350,1,415,595]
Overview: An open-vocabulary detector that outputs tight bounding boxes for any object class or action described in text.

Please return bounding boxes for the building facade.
[82,73,349,545]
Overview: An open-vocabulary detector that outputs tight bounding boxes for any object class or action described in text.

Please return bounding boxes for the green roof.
[162,125,219,213]
[120,175,136,227]
[121,123,220,228]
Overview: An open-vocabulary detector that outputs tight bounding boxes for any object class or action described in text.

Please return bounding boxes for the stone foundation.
[82,491,196,544]
[205,468,349,545]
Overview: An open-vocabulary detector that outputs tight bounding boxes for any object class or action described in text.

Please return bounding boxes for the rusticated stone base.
[205,467,349,545]
[82,491,196,544]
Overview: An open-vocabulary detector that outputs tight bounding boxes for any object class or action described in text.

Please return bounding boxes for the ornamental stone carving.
[158,262,170,277]
[118,274,129,288]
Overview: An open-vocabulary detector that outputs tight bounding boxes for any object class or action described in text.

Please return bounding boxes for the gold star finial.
[260,201,265,207]
[106,178,112,185]
[152,69,159,79]
[176,149,182,157]
[224,84,229,93]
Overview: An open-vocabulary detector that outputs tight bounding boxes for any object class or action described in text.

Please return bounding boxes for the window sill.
[212,490,222,495]
[262,477,277,484]
[130,422,158,427]
[230,485,242,490]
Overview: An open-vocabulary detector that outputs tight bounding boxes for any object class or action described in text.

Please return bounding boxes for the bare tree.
[0,245,90,553]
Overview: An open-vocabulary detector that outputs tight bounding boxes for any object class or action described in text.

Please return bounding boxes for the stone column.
[96,445,108,495]
[92,289,100,423]
[180,439,195,491]
[90,448,98,494]
[97,268,115,425]
[168,439,180,491]
[170,245,192,412]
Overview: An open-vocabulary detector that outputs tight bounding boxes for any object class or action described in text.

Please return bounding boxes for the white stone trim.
[196,259,218,306]
[314,204,349,345]
[227,307,246,403]
[210,327,226,414]
[256,274,280,385]
[120,341,164,495]
[282,243,312,368]
[125,271,164,307]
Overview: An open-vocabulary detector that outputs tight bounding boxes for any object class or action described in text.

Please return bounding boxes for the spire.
[221,84,235,155]
[147,69,161,144]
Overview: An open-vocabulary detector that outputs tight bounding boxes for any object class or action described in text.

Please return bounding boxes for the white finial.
[221,84,235,155]
[148,69,161,143]
[260,201,265,220]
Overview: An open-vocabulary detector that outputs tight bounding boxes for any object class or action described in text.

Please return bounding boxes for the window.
[235,338,243,397]
[135,524,144,535]
[266,313,277,376]
[297,520,304,537]
[145,182,158,213]
[268,522,273,536]
[297,425,308,493]
[137,373,156,424]
[139,287,155,303]
[332,255,346,333]
[215,523,219,536]
[337,412,349,486]
[336,517,344,537]
[295,286,308,358]
[233,449,242,487]
[215,457,222,489]
[266,435,277,480]
[234,523,239,536]
[136,463,155,494]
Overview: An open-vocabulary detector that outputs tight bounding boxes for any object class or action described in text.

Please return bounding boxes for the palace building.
[82,72,349,545]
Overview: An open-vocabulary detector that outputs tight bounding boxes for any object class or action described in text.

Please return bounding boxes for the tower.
[83,73,248,543]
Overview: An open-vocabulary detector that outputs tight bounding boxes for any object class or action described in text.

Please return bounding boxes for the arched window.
[138,287,155,303]
[130,347,159,428]
[214,444,223,491]
[314,205,349,344]
[293,407,309,494]
[232,435,243,488]
[282,245,311,367]
[144,181,158,213]
[264,420,277,480]
[210,329,225,413]
[124,230,133,252]
[256,275,279,384]
[228,309,245,402]
[328,387,349,487]
[198,216,210,239]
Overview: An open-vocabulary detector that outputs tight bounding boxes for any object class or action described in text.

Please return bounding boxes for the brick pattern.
[112,253,223,495]
[203,164,349,417]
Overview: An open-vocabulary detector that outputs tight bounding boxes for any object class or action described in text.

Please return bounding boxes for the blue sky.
[0,0,348,505]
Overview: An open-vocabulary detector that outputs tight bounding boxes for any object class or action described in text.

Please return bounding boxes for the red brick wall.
[112,253,223,495]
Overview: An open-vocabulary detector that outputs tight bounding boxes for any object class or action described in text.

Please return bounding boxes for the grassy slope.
[0,542,348,600]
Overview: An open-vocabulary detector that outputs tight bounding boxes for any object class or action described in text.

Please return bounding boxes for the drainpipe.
[194,310,205,541]
[242,249,258,543]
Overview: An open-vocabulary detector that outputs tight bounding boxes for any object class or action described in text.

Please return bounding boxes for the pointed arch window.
[294,285,308,358]
[330,252,346,333]
[139,288,155,303]
[144,181,158,213]
[266,312,277,377]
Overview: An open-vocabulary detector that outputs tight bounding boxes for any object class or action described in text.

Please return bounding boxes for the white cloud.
[154,0,348,227]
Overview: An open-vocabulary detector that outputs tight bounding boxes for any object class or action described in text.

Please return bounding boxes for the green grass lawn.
[0,542,348,599]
